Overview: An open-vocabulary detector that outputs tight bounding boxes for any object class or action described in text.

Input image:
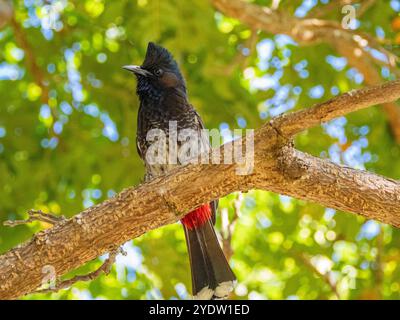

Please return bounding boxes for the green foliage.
[1,0,400,300]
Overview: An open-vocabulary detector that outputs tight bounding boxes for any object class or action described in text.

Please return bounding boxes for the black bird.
[123,42,236,299]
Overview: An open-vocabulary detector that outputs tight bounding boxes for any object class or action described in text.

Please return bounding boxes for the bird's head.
[123,42,186,96]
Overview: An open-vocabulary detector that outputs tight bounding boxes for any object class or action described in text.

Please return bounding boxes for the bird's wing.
[136,137,144,161]
[136,102,148,161]
[192,106,218,225]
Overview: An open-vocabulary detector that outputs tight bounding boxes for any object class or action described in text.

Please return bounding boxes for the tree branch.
[0,0,12,29]
[308,0,355,19]
[272,80,400,137]
[9,16,50,105]
[211,0,400,143]
[0,81,400,299]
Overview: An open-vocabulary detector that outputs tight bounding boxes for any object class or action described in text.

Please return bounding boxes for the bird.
[123,42,236,300]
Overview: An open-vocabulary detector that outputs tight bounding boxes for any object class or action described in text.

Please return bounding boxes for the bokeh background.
[1,0,400,300]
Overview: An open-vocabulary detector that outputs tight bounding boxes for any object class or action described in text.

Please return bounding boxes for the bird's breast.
[137,91,208,179]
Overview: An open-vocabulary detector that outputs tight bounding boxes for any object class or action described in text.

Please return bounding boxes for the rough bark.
[1,81,400,299]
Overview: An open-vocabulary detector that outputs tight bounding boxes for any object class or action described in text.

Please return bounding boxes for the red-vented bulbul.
[123,42,236,300]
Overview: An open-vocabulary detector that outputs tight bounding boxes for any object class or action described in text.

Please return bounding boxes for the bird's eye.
[154,68,164,77]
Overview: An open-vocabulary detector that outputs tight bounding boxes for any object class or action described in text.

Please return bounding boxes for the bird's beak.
[122,65,152,77]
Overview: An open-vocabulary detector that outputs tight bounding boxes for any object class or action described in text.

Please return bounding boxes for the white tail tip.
[213,280,235,299]
[192,281,236,300]
[193,286,214,300]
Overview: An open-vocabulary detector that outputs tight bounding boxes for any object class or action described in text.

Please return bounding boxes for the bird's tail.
[182,205,236,300]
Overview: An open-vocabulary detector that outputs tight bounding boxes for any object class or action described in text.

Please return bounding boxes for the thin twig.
[220,29,258,76]
[357,0,377,17]
[8,12,61,129]
[221,193,242,260]
[9,16,50,105]
[374,225,384,298]
[295,252,341,299]
[36,247,126,294]
[3,209,66,227]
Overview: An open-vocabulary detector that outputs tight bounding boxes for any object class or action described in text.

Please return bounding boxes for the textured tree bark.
[1,81,400,299]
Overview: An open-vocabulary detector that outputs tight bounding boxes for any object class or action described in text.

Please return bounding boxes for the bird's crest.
[142,42,178,71]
